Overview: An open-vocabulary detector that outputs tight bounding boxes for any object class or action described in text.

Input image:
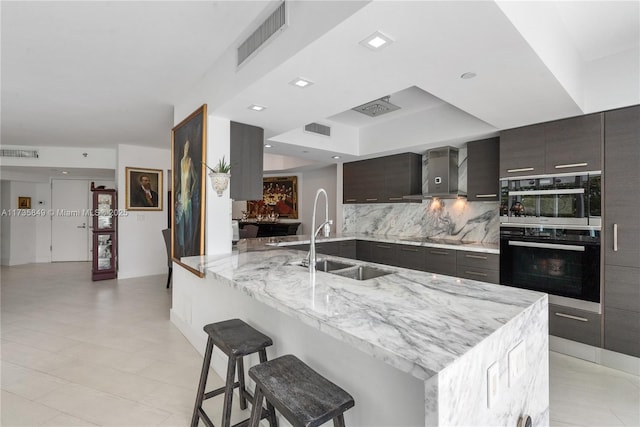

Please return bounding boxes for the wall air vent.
[0,149,39,158]
[237,1,287,67]
[352,96,400,117]
[304,122,331,137]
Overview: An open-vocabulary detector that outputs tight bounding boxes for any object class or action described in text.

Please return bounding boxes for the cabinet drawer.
[604,306,640,357]
[396,245,427,271]
[424,248,456,275]
[549,304,601,347]
[456,251,499,270]
[457,267,499,284]
[338,240,357,259]
[370,243,399,265]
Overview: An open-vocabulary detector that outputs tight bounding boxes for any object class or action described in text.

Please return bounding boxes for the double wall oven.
[500,172,602,312]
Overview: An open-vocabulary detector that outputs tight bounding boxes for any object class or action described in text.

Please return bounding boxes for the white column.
[206,116,232,255]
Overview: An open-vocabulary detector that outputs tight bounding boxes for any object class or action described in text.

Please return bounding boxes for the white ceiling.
[2,1,639,170]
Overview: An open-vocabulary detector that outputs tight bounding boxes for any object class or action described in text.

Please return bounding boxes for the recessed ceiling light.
[360,31,394,51]
[264,144,272,148]
[460,72,477,79]
[289,77,314,88]
[248,104,266,111]
[61,171,69,175]
[332,156,341,159]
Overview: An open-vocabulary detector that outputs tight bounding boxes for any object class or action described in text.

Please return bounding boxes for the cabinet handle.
[465,270,488,277]
[388,197,403,201]
[400,247,419,252]
[507,167,534,173]
[430,250,450,255]
[613,223,618,252]
[554,162,588,169]
[554,312,588,322]
[475,194,497,198]
[345,199,357,202]
[365,198,378,202]
[376,244,391,249]
[465,254,487,260]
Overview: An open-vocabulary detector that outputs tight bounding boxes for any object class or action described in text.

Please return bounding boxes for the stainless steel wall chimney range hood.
[404,146,467,200]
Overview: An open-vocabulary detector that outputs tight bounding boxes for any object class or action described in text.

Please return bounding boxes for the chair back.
[162,229,172,266]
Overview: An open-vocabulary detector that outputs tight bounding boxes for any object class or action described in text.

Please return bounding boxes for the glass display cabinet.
[92,189,117,281]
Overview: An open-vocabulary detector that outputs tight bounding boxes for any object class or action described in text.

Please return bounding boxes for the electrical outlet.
[508,341,526,387]
[487,362,499,408]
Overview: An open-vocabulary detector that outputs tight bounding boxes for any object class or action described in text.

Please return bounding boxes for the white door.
[51,179,91,261]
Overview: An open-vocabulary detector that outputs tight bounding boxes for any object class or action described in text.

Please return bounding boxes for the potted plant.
[203,156,231,197]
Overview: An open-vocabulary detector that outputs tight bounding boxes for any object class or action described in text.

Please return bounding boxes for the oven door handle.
[508,240,586,252]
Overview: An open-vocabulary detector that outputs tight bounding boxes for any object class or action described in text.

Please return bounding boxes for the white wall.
[0,181,38,265]
[35,182,52,263]
[117,144,171,279]
[0,145,116,169]
[205,116,232,256]
[293,165,338,236]
[1,181,12,265]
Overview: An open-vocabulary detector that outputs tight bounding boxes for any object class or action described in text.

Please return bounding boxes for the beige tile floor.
[1,262,639,426]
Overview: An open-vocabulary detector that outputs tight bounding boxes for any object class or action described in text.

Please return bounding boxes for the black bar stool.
[247,354,355,427]
[191,319,277,427]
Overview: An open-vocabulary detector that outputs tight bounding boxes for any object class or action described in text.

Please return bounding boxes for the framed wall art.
[171,104,207,277]
[17,196,31,209]
[247,176,298,219]
[125,167,163,211]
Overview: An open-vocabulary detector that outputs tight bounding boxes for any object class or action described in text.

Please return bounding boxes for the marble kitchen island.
[171,238,548,427]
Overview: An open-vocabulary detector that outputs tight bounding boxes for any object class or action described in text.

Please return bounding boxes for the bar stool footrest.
[204,381,241,401]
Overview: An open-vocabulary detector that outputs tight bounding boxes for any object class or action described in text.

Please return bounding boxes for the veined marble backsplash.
[343,146,500,243]
[342,201,500,243]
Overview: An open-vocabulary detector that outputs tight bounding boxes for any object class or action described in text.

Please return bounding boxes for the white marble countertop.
[182,237,542,381]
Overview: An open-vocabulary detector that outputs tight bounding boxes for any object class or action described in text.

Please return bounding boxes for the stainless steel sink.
[314,259,355,272]
[331,265,392,281]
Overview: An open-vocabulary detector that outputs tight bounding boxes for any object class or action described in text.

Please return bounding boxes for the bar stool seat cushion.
[204,318,273,357]
[249,354,354,427]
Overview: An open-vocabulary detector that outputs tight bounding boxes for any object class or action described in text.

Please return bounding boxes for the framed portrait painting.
[125,167,163,211]
[18,196,31,209]
[247,176,298,219]
[171,104,207,277]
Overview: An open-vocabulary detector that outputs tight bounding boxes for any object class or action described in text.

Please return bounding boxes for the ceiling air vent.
[304,122,331,137]
[0,149,39,158]
[352,96,400,117]
[237,1,287,67]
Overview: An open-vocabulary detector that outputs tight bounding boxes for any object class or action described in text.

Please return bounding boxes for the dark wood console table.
[238,221,300,237]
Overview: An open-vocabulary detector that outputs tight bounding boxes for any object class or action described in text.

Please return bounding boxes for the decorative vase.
[209,172,230,197]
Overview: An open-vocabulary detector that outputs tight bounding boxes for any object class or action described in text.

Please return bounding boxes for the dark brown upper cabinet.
[544,113,602,174]
[500,113,603,178]
[466,137,500,201]
[343,153,421,203]
[230,121,264,201]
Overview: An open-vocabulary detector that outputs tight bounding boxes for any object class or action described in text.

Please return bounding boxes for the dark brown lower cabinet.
[549,304,602,347]
[396,245,427,271]
[456,251,499,284]
[337,240,357,259]
[424,248,457,276]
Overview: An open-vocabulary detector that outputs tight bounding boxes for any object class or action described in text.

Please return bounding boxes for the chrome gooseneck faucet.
[309,188,332,274]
